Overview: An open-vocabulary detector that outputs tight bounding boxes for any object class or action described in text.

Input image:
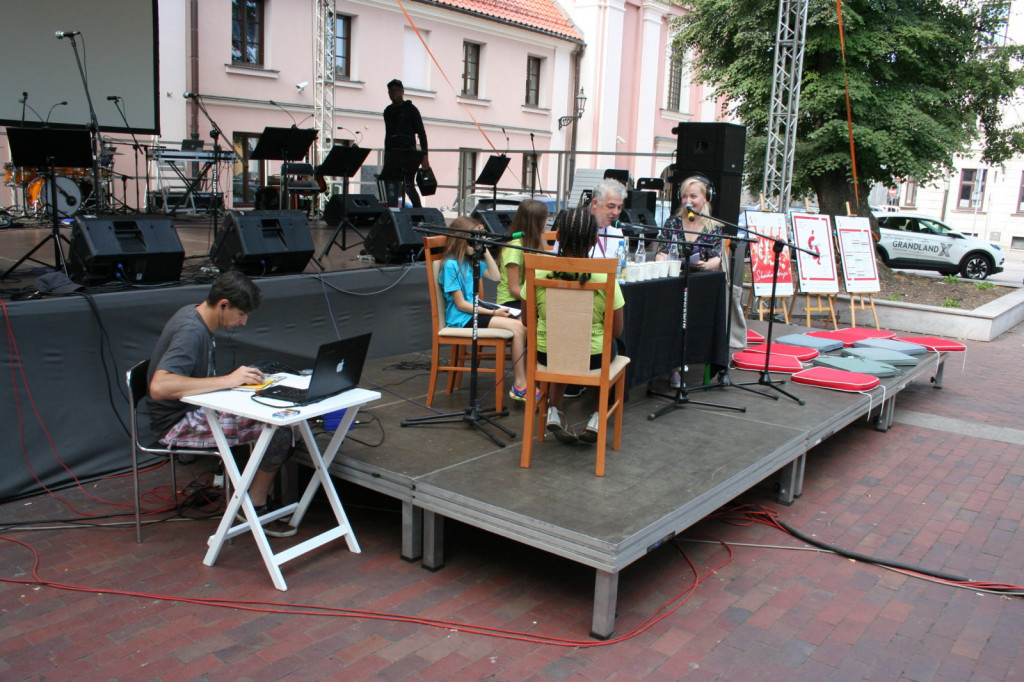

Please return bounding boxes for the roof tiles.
[424,0,583,41]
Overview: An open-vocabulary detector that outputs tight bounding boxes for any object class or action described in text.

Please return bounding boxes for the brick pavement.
[2,324,1024,680]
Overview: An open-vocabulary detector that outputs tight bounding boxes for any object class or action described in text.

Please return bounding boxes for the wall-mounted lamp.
[296,81,309,94]
[558,88,587,130]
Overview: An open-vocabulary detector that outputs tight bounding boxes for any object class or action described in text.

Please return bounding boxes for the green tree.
[673,0,1024,218]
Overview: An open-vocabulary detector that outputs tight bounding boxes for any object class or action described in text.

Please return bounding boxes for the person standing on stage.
[147,271,295,536]
[382,78,429,208]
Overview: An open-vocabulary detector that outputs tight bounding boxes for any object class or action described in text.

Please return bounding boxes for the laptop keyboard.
[251,360,298,375]
[257,384,307,403]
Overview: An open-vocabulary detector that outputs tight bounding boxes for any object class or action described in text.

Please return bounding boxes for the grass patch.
[976,281,995,291]
[942,274,960,284]
[941,298,962,308]
[888,293,901,302]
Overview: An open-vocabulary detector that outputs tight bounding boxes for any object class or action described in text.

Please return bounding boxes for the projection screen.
[0,0,159,134]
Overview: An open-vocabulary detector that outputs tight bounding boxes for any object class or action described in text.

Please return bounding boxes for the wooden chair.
[126,359,227,543]
[422,235,513,411]
[520,253,630,476]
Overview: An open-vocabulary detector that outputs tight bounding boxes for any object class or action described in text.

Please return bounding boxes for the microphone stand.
[186,94,232,236]
[401,226,520,447]
[62,35,106,214]
[111,98,143,213]
[698,210,818,405]
[644,224,747,420]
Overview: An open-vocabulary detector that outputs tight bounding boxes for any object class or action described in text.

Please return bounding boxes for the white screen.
[0,0,159,133]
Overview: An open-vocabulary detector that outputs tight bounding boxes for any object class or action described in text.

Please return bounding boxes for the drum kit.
[2,141,119,221]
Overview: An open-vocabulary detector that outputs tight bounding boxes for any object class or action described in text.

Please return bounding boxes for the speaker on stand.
[209,210,314,275]
[671,122,746,232]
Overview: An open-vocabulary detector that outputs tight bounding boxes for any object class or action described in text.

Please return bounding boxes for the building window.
[522,153,539,192]
[459,149,478,204]
[232,132,264,205]
[231,0,264,67]
[525,56,542,107]
[904,177,917,206]
[958,168,987,210]
[666,54,684,112]
[403,27,429,90]
[463,42,481,98]
[335,15,352,80]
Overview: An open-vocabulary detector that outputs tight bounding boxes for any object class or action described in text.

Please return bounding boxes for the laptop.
[257,333,371,405]
[181,138,205,151]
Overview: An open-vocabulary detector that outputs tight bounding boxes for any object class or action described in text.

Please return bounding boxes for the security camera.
[296,81,309,93]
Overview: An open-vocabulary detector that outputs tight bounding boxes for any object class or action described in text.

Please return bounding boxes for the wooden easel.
[788,293,838,329]
[744,194,793,324]
[839,202,880,329]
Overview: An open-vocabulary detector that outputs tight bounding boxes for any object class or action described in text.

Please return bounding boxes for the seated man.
[147,270,295,536]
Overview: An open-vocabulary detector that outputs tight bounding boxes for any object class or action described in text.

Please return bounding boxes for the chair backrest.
[523,253,618,379]
[127,359,151,409]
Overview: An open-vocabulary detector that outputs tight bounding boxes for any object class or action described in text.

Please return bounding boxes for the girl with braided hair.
[533,208,625,444]
[440,216,530,401]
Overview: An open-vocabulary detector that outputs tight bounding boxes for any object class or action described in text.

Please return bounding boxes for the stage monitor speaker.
[254,186,280,211]
[364,207,444,264]
[69,215,185,285]
[210,210,314,275]
[323,193,384,227]
[471,209,517,236]
[619,207,656,229]
[624,189,656,213]
[673,122,746,174]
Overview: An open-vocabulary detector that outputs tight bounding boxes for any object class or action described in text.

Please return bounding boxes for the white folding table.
[183,383,380,590]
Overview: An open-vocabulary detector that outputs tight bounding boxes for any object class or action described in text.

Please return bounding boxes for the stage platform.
[324,338,947,639]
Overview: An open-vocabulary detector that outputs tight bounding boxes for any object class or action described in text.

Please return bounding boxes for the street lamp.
[558,88,587,130]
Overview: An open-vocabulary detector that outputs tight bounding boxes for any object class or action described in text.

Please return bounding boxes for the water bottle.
[634,234,646,264]
[615,240,628,281]
[667,238,680,262]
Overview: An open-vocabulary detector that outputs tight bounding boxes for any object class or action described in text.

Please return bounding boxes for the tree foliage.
[672,0,1024,215]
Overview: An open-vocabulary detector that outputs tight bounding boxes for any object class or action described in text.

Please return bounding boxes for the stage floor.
[324,336,946,638]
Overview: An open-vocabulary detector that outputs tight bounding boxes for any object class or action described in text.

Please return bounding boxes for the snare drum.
[27,175,83,217]
[4,163,38,186]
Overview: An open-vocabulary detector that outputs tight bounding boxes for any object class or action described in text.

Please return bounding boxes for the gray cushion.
[853,338,928,355]
[842,347,919,367]
[812,356,899,377]
[776,333,845,353]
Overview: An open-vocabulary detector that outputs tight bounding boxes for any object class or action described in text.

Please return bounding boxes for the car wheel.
[960,253,992,280]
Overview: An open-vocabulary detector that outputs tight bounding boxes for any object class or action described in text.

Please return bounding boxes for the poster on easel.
[747,211,794,297]
[835,215,881,293]
[791,213,839,294]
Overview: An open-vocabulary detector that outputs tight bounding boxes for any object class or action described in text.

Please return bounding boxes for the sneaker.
[579,412,601,444]
[669,369,681,389]
[509,384,541,402]
[546,406,578,444]
[236,503,297,538]
[563,385,586,398]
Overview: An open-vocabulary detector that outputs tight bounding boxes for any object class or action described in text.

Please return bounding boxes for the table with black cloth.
[621,270,728,390]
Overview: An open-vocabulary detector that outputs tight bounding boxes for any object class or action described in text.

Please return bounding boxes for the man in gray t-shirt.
[148,271,295,536]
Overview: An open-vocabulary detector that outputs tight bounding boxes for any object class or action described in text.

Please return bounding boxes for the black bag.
[416,167,437,196]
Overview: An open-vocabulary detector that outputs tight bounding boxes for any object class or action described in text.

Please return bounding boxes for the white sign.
[791,213,839,294]
[835,216,881,293]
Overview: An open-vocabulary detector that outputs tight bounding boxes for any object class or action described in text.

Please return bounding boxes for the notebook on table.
[257,333,371,405]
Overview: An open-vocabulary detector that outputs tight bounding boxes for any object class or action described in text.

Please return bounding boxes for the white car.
[875,212,1004,280]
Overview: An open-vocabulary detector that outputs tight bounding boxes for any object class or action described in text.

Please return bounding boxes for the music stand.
[380,148,424,207]
[475,154,511,209]
[251,126,318,210]
[3,126,93,279]
[316,145,372,261]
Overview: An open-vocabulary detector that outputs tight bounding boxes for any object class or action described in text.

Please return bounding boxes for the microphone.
[614,220,657,236]
[491,231,525,243]
[183,92,197,99]
[55,30,80,39]
[106,95,120,101]
[45,101,67,123]
[268,99,299,127]
[685,203,696,222]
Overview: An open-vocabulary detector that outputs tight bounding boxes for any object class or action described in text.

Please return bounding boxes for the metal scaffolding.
[313,0,337,207]
[761,0,809,212]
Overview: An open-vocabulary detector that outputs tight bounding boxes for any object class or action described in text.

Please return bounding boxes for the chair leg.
[426,340,441,407]
[447,346,462,394]
[132,445,142,543]
[612,375,626,451]
[595,385,610,477]
[493,340,505,412]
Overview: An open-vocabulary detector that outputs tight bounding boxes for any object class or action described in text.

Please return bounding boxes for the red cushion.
[894,336,966,352]
[807,327,897,347]
[746,342,820,361]
[731,350,803,374]
[791,367,880,392]
[746,329,765,344]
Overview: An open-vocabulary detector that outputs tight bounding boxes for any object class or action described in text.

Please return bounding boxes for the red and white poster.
[835,216,881,293]
[791,213,838,294]
[747,211,794,297]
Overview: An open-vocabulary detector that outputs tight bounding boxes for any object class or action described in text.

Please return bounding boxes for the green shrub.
[976,281,995,291]
[941,298,962,308]
[942,274,960,284]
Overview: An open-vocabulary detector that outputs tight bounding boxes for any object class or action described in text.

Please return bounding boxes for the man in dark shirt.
[382,78,429,208]
[148,271,295,536]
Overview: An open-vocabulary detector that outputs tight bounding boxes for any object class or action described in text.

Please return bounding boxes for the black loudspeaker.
[624,189,656,213]
[210,210,314,275]
[323,193,384,227]
[364,207,444,264]
[673,122,746,174]
[254,186,280,211]
[69,215,184,285]
[619,207,656,229]
[471,209,517,235]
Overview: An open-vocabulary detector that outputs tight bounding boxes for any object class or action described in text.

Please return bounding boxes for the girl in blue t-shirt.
[441,216,529,401]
